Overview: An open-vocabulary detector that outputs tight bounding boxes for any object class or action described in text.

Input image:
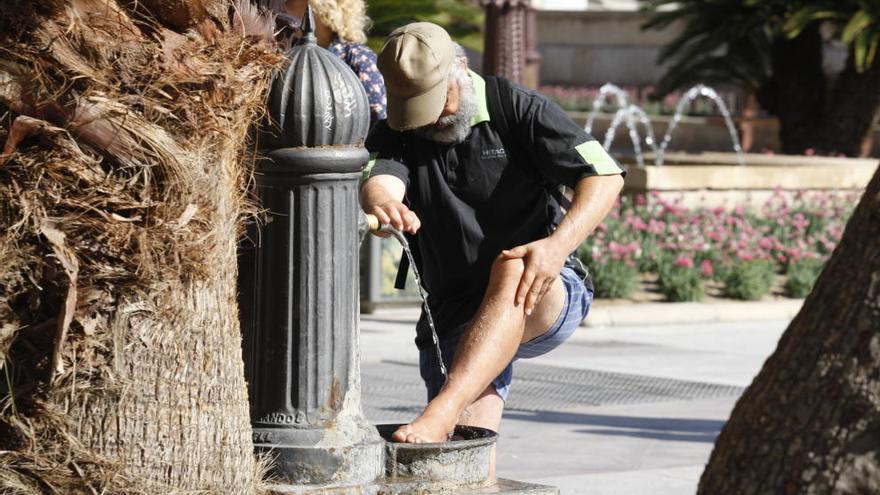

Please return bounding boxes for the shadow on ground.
[503,410,724,443]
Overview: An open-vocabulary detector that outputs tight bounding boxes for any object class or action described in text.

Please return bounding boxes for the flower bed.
[578,190,857,302]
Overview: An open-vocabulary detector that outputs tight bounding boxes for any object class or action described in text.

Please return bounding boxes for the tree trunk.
[816,54,880,157]
[698,163,880,494]
[765,24,827,154]
[0,1,279,493]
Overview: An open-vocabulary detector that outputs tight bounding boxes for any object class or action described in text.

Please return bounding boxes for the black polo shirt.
[364,71,623,348]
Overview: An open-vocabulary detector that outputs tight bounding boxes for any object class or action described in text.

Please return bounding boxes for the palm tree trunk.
[698,163,880,494]
[0,1,279,492]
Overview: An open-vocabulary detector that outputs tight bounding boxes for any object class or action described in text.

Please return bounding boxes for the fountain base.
[264,424,559,494]
[623,152,877,208]
[268,477,559,494]
[377,424,496,487]
[256,437,385,487]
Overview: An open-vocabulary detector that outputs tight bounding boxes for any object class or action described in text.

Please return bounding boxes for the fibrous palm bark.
[0,1,279,493]
[699,163,880,494]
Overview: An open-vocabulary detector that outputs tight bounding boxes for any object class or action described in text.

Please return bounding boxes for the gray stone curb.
[583,299,804,327]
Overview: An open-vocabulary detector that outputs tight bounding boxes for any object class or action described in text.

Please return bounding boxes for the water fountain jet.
[584,83,745,167]
[656,84,745,166]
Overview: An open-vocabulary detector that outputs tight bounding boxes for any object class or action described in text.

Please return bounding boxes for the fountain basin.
[621,152,876,208]
[376,424,497,488]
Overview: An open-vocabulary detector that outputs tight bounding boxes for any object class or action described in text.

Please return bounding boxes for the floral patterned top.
[328,39,387,125]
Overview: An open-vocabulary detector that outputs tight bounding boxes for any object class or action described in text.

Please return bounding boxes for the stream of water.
[381,225,448,381]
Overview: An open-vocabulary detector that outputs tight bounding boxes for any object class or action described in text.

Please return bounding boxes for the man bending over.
[360,22,624,473]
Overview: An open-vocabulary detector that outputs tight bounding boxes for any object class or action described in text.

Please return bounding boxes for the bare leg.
[458,386,504,480]
[392,256,565,446]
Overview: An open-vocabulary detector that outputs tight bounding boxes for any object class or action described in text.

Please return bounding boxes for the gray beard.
[414,76,477,144]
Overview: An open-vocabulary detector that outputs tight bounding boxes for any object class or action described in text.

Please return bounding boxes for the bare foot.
[391,411,455,443]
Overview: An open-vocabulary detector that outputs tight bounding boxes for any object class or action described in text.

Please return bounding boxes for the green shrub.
[722,261,776,300]
[637,239,662,273]
[588,259,639,299]
[658,267,705,302]
[784,259,824,298]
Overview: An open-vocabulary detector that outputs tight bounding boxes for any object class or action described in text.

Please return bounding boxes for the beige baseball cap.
[377,22,456,131]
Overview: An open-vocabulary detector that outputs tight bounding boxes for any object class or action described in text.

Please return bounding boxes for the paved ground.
[359,309,790,495]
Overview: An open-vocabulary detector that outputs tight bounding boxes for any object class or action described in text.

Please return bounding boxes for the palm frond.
[841,9,873,43]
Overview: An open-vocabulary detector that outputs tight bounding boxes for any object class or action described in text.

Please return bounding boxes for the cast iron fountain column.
[239,8,383,487]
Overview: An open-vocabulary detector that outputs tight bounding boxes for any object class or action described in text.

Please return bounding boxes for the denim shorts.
[419,265,593,402]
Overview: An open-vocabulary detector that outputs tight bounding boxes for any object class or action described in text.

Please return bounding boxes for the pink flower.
[758,237,773,250]
[647,219,666,235]
[826,225,842,240]
[791,213,809,231]
[629,216,648,231]
[675,254,694,269]
[700,259,714,277]
[736,250,754,261]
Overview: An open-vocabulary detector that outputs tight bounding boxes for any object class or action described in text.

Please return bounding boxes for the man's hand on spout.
[360,174,420,237]
[370,200,421,235]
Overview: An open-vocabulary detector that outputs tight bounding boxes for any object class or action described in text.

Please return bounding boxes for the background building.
[533,0,847,88]
[533,0,673,86]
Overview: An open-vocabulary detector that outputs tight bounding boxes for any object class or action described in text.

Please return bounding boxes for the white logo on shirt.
[481,148,507,159]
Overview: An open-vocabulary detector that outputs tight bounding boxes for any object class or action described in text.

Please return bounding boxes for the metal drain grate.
[361,360,744,423]
[361,361,425,422]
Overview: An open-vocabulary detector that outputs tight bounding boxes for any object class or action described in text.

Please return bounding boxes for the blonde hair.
[310,0,370,44]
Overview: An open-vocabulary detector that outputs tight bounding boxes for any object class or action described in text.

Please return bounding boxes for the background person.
[266,0,387,125]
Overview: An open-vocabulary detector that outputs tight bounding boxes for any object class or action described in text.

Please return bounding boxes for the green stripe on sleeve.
[469,69,490,126]
[360,153,378,185]
[575,140,623,175]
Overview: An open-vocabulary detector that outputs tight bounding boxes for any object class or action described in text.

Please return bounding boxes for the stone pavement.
[359,307,790,495]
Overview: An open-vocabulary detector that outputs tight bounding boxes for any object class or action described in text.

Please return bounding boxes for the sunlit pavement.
[360,309,789,495]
